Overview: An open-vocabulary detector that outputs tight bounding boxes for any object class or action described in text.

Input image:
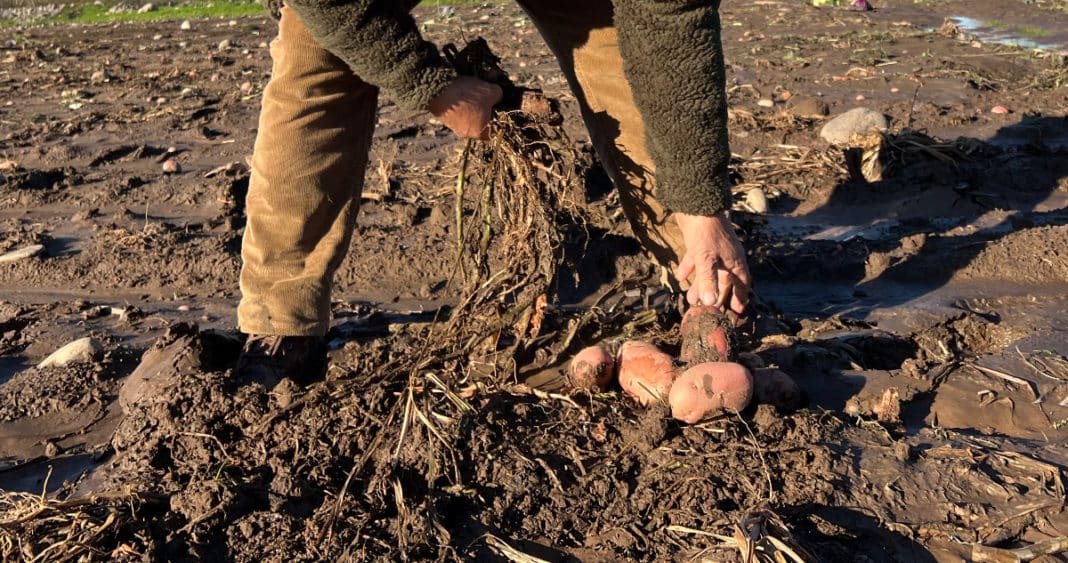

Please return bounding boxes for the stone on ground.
[820,107,889,144]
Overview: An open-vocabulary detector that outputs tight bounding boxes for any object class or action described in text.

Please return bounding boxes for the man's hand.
[428,76,503,139]
[674,212,751,316]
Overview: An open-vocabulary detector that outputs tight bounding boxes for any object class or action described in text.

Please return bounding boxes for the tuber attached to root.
[669,362,753,424]
[567,345,616,391]
[752,368,804,411]
[680,305,734,364]
[617,341,677,406]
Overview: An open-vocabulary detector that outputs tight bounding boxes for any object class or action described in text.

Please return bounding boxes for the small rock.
[155,96,167,105]
[179,20,191,30]
[971,40,982,48]
[893,441,912,463]
[990,105,1009,115]
[428,206,449,227]
[152,33,162,40]
[890,87,900,93]
[90,70,107,83]
[736,352,766,371]
[73,208,99,222]
[745,188,769,213]
[777,91,792,102]
[82,305,110,320]
[520,90,553,118]
[273,378,297,408]
[37,337,103,369]
[0,244,45,264]
[0,160,17,171]
[855,94,866,101]
[162,159,181,174]
[757,98,775,108]
[137,3,155,13]
[217,39,232,51]
[239,81,253,95]
[786,96,829,118]
[44,441,61,458]
[177,305,191,312]
[820,107,889,145]
[118,306,145,323]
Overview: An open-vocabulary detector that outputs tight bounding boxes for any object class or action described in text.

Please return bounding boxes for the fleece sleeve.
[280,0,456,112]
[613,0,733,217]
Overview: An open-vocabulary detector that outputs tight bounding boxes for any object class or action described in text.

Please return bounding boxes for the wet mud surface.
[1,0,1068,560]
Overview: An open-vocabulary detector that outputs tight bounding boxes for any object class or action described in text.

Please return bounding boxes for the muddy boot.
[233,335,328,387]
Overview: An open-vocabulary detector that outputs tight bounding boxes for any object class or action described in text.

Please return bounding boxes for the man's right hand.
[674,212,751,316]
[428,76,503,139]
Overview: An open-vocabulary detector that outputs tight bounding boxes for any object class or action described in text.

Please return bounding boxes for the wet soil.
[1,0,1068,561]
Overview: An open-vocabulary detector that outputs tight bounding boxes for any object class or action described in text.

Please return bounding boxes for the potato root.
[752,368,804,411]
[617,341,677,406]
[567,345,616,390]
[669,362,753,423]
[680,305,734,364]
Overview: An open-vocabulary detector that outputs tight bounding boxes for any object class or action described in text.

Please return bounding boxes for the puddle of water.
[0,453,98,494]
[0,356,27,386]
[950,16,1059,51]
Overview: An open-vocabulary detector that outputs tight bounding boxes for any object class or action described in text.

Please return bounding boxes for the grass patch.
[985,20,1054,37]
[2,0,263,26]
[418,0,499,4]
[0,0,497,26]
[57,1,264,23]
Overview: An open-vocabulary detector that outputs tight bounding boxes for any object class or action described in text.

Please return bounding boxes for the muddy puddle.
[949,16,1067,52]
[1,0,1068,560]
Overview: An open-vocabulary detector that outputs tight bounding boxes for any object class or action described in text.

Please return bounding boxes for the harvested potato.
[567,345,616,390]
[680,305,734,364]
[616,341,677,406]
[752,368,804,411]
[669,362,753,423]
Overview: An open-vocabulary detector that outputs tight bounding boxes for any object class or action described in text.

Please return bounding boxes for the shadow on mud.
[759,114,1068,313]
[789,504,938,562]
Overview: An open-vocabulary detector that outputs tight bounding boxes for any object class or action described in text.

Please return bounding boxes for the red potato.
[669,362,753,424]
[567,345,616,390]
[616,341,677,406]
[752,368,804,411]
[680,305,734,364]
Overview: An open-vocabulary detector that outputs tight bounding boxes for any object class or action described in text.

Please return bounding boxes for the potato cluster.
[566,306,802,423]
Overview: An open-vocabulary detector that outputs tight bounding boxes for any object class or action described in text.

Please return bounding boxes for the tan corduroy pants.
[238,0,687,337]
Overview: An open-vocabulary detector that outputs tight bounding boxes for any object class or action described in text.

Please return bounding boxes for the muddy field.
[2,0,1068,561]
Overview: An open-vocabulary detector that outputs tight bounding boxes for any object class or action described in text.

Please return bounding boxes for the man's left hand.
[674,212,751,316]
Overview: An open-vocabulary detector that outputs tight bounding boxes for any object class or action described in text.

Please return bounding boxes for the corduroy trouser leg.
[238,5,377,336]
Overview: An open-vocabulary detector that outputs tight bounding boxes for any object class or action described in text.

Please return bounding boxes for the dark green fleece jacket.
[269,0,731,217]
